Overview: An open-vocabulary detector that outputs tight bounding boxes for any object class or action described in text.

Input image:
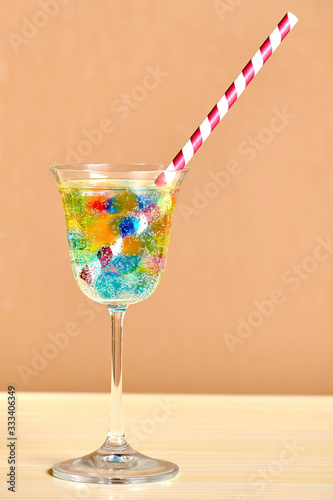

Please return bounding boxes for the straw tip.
[155,172,167,186]
[287,12,298,29]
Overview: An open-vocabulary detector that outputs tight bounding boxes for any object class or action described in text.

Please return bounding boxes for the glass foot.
[52,441,179,484]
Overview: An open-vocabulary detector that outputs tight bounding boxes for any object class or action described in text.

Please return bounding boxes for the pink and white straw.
[156,12,298,186]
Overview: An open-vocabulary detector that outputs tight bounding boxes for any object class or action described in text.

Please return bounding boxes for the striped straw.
[155,12,298,186]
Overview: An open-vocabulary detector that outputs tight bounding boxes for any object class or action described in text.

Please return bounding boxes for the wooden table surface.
[0,393,333,499]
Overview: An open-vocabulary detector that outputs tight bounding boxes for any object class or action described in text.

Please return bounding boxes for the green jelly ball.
[113,191,138,213]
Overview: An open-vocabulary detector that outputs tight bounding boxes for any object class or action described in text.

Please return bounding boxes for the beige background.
[1,0,332,394]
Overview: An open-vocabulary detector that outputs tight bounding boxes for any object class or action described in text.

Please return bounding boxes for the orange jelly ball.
[122,236,142,256]
[150,214,171,234]
[84,216,118,249]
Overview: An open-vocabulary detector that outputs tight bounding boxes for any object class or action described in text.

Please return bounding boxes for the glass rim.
[49,162,189,174]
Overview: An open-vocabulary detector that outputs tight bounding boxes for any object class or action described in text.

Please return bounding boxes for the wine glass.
[50,163,188,483]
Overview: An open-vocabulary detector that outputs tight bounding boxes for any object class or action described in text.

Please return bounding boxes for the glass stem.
[106,306,127,447]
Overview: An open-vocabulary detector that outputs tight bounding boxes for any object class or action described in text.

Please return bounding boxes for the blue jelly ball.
[127,273,157,300]
[106,197,117,213]
[119,216,140,237]
[138,195,152,210]
[95,272,125,299]
[68,232,87,251]
[112,255,141,274]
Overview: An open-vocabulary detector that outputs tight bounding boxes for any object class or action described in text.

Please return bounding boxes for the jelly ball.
[123,236,142,256]
[95,272,126,299]
[150,214,171,234]
[62,191,85,214]
[119,216,140,237]
[106,197,117,213]
[138,194,153,210]
[157,193,173,213]
[79,213,99,229]
[97,246,114,269]
[127,273,156,299]
[69,233,89,252]
[169,189,179,205]
[113,255,141,274]
[143,205,161,223]
[86,196,108,213]
[143,234,158,254]
[107,215,121,235]
[113,191,138,213]
[80,265,94,286]
[155,233,169,252]
[68,233,93,264]
[143,255,166,275]
[84,216,119,248]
